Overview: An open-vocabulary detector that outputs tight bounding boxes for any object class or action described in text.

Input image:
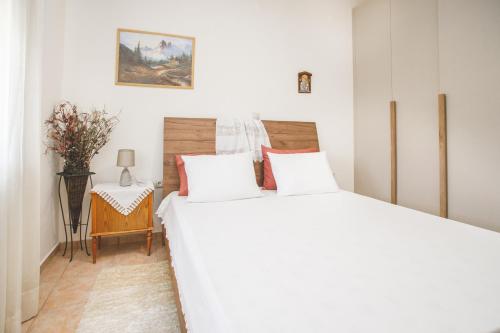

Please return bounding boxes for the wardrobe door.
[391,0,439,214]
[353,0,392,202]
[439,0,500,231]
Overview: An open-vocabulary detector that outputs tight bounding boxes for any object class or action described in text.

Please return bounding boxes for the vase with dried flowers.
[46,101,118,234]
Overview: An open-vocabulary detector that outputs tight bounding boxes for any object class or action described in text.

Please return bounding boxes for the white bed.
[158,190,500,333]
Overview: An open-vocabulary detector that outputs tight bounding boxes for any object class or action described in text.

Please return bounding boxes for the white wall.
[39,0,66,263]
[60,0,355,234]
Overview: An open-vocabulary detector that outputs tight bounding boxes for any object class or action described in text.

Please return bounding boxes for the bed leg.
[147,230,152,256]
[92,236,97,264]
[162,224,166,246]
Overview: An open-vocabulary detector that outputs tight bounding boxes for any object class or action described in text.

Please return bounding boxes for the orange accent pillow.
[175,155,189,196]
[261,145,318,190]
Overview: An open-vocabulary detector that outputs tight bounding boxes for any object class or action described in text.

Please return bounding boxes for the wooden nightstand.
[90,192,153,263]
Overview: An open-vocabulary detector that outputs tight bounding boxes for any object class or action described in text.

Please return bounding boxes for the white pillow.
[182,152,262,202]
[267,151,339,196]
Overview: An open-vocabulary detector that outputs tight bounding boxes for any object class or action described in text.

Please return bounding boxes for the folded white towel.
[215,117,249,155]
[215,117,270,161]
[244,119,271,162]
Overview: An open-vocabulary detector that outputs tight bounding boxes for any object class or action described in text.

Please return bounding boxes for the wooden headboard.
[163,117,319,196]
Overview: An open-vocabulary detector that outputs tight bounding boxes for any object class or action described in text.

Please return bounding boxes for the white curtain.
[0,0,42,331]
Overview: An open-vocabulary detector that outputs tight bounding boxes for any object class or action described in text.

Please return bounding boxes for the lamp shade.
[117,149,135,167]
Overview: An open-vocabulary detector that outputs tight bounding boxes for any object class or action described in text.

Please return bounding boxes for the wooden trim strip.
[439,94,448,218]
[166,236,188,333]
[390,101,397,204]
[89,229,153,237]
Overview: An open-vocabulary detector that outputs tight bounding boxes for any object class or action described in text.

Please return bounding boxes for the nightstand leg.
[147,230,152,256]
[161,224,166,247]
[97,236,101,249]
[92,237,97,264]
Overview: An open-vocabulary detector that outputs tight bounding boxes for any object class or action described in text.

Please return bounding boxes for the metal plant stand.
[57,171,95,262]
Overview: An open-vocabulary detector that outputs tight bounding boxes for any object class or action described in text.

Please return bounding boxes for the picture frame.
[115,28,195,89]
[298,71,312,93]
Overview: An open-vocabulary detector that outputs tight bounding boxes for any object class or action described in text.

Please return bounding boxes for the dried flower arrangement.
[45,101,118,173]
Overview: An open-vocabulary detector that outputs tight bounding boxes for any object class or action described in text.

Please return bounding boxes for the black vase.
[63,169,90,233]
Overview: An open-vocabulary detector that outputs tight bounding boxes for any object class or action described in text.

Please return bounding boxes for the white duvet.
[157,190,500,333]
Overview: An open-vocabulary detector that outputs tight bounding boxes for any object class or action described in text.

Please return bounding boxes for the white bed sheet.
[157,190,500,333]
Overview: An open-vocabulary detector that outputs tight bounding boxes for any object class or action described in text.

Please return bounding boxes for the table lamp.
[117,149,135,186]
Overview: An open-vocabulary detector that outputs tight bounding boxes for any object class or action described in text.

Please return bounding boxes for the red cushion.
[261,145,318,190]
[175,155,189,196]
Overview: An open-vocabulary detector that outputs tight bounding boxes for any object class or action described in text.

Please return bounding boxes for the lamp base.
[119,167,133,186]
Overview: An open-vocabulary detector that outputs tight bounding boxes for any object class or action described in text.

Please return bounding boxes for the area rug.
[77,261,180,333]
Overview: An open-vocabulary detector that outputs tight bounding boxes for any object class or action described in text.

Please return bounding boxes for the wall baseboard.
[40,242,60,270]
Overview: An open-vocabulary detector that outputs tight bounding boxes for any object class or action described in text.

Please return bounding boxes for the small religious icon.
[298,71,312,93]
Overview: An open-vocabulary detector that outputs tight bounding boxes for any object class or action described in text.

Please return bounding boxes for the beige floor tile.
[29,303,84,333]
[63,252,116,278]
[114,250,158,266]
[38,281,56,308]
[40,254,68,284]
[43,273,97,310]
[21,317,34,333]
[155,244,168,261]
[116,243,156,258]
[32,236,168,332]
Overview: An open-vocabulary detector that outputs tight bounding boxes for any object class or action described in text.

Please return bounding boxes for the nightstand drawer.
[91,192,153,235]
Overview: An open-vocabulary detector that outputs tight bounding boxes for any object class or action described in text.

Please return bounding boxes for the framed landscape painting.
[115,29,195,89]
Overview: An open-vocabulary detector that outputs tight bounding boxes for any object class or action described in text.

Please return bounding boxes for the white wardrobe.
[353,0,500,232]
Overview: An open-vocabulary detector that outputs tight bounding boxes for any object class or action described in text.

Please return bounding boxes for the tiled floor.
[23,235,167,333]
